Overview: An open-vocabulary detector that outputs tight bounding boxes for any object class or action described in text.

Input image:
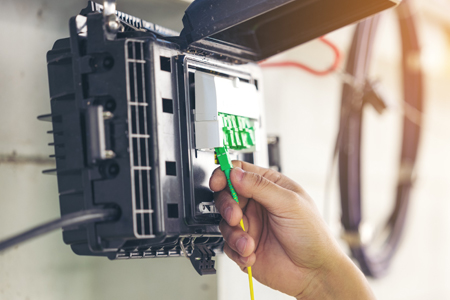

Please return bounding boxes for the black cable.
[338,0,423,278]
[0,208,119,252]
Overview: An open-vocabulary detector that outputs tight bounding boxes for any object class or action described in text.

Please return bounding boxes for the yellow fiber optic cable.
[239,219,255,300]
[215,147,255,300]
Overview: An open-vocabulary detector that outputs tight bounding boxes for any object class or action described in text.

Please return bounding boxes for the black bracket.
[189,245,216,275]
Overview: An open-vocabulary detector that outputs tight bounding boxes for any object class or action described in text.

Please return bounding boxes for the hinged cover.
[179,0,400,62]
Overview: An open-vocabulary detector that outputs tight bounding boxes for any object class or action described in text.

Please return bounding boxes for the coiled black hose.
[338,0,423,277]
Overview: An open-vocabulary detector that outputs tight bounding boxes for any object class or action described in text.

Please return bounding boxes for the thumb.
[230,167,299,215]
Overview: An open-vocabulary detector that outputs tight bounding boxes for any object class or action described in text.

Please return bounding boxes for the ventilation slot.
[165,161,177,176]
[167,204,179,219]
[160,56,171,72]
[162,98,173,114]
[126,40,154,238]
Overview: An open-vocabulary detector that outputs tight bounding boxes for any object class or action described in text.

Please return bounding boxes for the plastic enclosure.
[43,0,399,275]
[44,5,264,275]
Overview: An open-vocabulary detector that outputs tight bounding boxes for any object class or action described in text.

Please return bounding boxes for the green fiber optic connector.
[218,113,256,151]
[215,146,233,171]
[215,113,255,204]
[215,146,239,204]
[214,147,254,298]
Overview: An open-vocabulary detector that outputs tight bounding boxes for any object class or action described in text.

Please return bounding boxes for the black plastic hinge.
[189,245,216,275]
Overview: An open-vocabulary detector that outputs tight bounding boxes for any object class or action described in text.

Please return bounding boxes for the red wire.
[259,36,342,76]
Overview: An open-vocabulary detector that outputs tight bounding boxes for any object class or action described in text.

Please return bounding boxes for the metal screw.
[103,111,114,120]
[107,20,120,32]
[104,150,116,159]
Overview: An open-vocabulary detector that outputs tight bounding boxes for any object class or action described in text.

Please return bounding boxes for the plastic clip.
[189,245,216,275]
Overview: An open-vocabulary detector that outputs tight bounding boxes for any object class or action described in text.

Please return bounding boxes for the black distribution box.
[43,0,399,275]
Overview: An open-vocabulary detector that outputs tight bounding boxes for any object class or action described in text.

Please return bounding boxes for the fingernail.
[233,167,245,182]
[239,256,249,265]
[224,207,232,223]
[236,237,247,254]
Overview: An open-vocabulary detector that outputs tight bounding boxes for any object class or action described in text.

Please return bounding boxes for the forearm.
[298,253,375,300]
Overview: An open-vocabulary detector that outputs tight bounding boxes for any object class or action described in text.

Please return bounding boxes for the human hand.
[210,161,375,300]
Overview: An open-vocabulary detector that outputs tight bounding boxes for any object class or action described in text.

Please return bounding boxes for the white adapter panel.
[194,71,261,151]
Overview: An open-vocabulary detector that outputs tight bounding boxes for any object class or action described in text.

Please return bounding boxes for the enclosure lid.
[179,0,399,61]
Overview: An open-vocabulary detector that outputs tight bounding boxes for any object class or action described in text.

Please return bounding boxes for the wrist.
[297,251,375,300]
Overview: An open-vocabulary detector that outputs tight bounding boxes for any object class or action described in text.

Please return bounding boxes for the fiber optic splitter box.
[42,0,399,275]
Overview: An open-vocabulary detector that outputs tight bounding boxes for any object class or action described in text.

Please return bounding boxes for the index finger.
[209,160,304,194]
